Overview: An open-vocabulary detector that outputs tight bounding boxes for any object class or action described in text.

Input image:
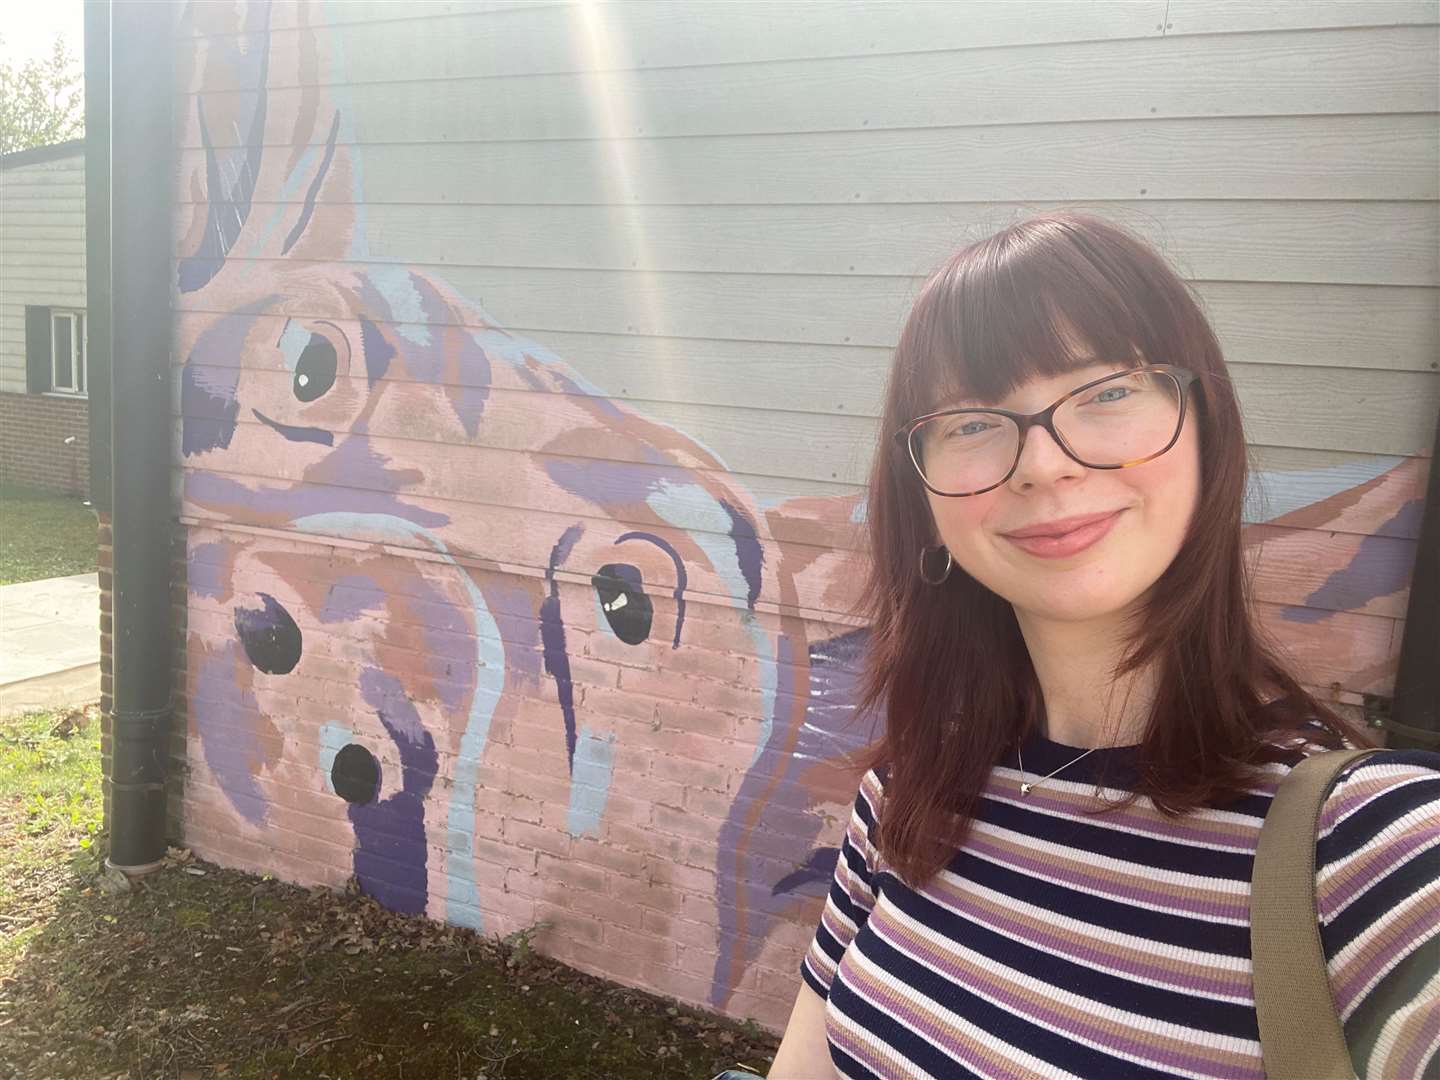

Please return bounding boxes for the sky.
[0,0,86,69]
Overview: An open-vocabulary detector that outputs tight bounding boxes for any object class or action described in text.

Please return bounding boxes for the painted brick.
[608,875,683,916]
[532,900,604,946]
[602,923,677,966]
[653,699,735,739]
[537,851,608,895]
[568,835,652,880]
[506,819,573,859]
[650,753,732,793]
[617,665,698,704]
[581,684,659,725]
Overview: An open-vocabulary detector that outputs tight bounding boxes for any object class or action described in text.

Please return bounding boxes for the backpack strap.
[1252,747,1384,1079]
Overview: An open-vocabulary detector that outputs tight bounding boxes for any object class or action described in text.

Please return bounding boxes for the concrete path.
[0,572,100,718]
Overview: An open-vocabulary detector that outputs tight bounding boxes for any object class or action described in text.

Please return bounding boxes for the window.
[24,305,88,397]
[50,310,86,395]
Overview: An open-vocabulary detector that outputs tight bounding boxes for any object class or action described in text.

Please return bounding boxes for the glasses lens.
[1054,369,1182,467]
[908,369,1183,494]
[910,410,1020,495]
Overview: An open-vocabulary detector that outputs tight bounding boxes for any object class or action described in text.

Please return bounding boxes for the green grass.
[0,485,98,585]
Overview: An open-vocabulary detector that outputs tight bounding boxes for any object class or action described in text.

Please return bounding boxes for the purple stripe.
[931,882,1248,998]
[967,834,1249,921]
[1398,1002,1440,1080]
[1320,830,1440,916]
[1337,904,1440,1007]
[868,926,1261,1079]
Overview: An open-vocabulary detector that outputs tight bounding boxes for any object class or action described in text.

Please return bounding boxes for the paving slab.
[0,572,100,717]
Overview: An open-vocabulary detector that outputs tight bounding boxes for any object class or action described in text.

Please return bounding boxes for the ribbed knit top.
[801,737,1440,1079]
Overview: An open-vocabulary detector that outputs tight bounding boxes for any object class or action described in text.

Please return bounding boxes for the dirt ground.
[0,708,781,1079]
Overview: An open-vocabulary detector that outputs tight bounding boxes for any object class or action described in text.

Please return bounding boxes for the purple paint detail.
[719,499,764,609]
[180,297,279,456]
[451,384,489,439]
[772,847,841,896]
[1279,604,1329,624]
[543,458,681,508]
[192,641,269,825]
[177,2,272,293]
[187,542,229,600]
[252,408,333,446]
[350,668,438,915]
[1375,497,1424,539]
[616,530,687,648]
[541,525,584,772]
[319,575,384,624]
[1299,500,1424,618]
[360,318,394,387]
[405,276,450,383]
[186,468,450,529]
[710,628,882,1007]
[408,573,479,712]
[281,109,341,255]
[487,579,542,684]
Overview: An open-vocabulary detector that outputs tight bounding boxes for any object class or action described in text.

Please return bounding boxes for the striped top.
[801,736,1440,1079]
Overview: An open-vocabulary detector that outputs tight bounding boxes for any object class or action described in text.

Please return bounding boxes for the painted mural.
[173,1,1426,1017]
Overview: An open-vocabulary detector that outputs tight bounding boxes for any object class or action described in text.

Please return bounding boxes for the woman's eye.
[592,564,653,645]
[293,333,337,402]
[1091,386,1132,404]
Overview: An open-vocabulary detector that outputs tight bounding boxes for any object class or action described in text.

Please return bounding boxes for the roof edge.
[1,138,86,170]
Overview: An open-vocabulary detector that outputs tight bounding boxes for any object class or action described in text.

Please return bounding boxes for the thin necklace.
[1016,742,1098,796]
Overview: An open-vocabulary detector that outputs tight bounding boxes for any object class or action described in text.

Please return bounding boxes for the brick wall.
[0,392,90,495]
[97,514,190,847]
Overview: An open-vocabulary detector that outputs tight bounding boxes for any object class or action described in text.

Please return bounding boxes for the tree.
[0,33,84,155]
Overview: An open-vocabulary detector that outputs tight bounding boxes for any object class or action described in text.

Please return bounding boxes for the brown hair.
[854,210,1373,887]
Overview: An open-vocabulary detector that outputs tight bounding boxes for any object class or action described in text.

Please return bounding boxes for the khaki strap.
[1252,748,1382,1079]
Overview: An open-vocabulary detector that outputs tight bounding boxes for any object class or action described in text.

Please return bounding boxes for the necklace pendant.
[1020,782,1032,796]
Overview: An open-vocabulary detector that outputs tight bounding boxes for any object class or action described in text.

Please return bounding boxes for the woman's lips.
[1003,509,1124,558]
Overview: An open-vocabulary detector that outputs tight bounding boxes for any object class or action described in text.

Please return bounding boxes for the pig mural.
[172,0,1424,1016]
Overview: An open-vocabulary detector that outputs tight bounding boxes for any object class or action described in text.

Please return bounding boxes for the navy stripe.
[883,875,1258,1037]
[953,844,1253,957]
[1324,843,1440,956]
[1318,772,1440,863]
[856,927,1182,1079]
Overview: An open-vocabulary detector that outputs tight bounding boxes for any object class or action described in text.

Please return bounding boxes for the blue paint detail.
[1280,604,1330,624]
[367,266,430,346]
[615,531,687,647]
[251,408,333,446]
[318,722,355,795]
[282,109,342,254]
[360,318,395,386]
[1245,458,1407,524]
[566,728,617,837]
[291,512,503,931]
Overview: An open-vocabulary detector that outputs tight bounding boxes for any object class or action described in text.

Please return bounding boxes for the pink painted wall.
[164,1,1431,1030]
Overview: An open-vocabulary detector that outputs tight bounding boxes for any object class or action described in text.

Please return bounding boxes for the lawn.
[0,706,781,1079]
[0,486,98,586]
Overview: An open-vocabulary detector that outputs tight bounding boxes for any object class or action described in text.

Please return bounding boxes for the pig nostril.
[332,744,380,804]
[233,593,302,674]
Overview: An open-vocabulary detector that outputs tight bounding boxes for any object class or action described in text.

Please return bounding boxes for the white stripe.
[869,900,1260,1079]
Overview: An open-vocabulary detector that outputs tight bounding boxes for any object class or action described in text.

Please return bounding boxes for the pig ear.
[176,0,361,293]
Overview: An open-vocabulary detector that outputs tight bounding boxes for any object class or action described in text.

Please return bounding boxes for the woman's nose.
[1007,422,1085,490]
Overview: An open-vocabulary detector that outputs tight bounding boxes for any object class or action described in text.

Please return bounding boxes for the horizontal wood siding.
[0,153,86,395]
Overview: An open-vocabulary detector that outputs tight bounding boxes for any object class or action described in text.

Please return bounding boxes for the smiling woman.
[766,212,1440,1080]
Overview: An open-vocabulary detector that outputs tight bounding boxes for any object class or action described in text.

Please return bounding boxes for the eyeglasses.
[894,364,1201,497]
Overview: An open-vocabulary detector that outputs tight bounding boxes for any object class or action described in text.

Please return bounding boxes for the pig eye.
[592,564,652,645]
[293,332,337,402]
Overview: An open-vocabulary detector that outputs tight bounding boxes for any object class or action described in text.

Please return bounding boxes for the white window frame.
[49,309,87,397]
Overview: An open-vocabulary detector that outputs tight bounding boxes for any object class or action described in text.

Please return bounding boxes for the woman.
[758,213,1439,1079]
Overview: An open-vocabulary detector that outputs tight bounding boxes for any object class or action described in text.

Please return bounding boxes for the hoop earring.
[918,544,953,586]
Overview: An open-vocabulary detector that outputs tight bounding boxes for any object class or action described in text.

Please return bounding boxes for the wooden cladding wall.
[166,0,1437,1028]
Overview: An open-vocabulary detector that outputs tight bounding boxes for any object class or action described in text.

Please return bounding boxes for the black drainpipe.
[97,0,176,873]
[1384,409,1440,751]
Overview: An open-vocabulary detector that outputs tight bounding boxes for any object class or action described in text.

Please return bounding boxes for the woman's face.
[925,360,1202,626]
